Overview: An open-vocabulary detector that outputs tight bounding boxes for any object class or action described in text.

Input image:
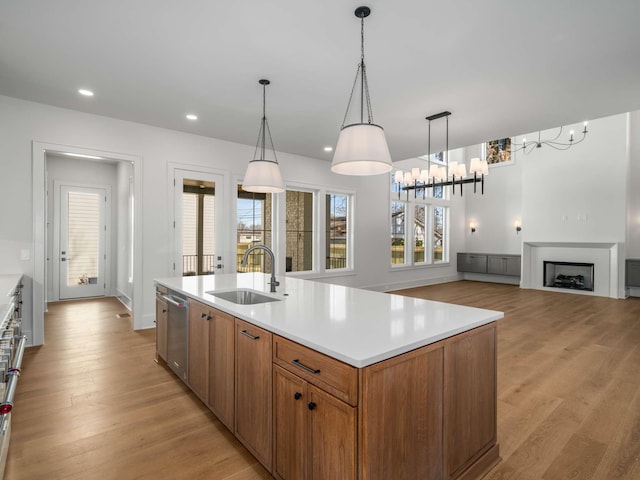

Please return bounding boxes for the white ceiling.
[2,0,640,161]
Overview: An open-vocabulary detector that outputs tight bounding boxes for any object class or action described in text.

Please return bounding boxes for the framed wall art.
[483,138,514,166]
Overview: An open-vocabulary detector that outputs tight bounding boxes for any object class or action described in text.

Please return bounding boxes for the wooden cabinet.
[444,323,498,480]
[187,299,235,430]
[273,366,357,480]
[155,286,168,362]
[235,318,272,471]
[158,287,498,480]
[188,299,210,401]
[208,308,235,430]
[360,343,444,480]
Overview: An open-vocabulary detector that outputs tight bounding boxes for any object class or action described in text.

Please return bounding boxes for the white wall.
[0,95,463,341]
[117,161,134,307]
[520,114,628,244]
[463,144,523,255]
[45,155,120,301]
[627,111,640,258]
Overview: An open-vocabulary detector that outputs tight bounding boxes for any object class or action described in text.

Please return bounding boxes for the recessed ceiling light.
[63,152,104,160]
[78,89,94,97]
[324,146,333,152]
[186,114,198,120]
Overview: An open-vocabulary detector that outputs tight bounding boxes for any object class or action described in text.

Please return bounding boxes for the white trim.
[171,167,228,277]
[32,141,143,345]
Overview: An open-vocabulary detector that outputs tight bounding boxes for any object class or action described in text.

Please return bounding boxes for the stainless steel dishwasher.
[163,291,188,383]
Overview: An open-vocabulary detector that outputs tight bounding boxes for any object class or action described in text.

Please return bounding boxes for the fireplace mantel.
[521,242,624,299]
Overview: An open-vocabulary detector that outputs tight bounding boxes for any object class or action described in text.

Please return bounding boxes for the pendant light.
[331,6,392,176]
[242,79,285,193]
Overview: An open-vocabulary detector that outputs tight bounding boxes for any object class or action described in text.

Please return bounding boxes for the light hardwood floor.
[6,282,640,479]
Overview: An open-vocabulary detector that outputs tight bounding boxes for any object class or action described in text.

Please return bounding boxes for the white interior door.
[59,185,107,299]
[173,169,226,276]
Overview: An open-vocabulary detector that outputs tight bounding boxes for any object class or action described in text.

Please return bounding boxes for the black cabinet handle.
[294,392,302,400]
[201,312,207,319]
[308,402,316,411]
[162,309,167,313]
[292,359,320,375]
[206,315,212,321]
[240,330,260,340]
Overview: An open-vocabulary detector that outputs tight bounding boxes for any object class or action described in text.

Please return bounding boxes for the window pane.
[326,194,348,270]
[67,191,100,285]
[391,201,405,265]
[413,205,425,264]
[182,179,215,276]
[286,190,314,272]
[237,186,272,272]
[433,206,446,262]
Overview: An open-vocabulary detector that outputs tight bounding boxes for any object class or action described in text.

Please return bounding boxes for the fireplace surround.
[521,242,624,298]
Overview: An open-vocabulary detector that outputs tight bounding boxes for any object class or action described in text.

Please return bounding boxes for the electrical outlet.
[20,249,30,260]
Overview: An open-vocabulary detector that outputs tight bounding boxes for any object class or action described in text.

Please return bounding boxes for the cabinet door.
[188,300,210,401]
[155,296,168,362]
[235,319,273,471]
[308,385,357,480]
[457,253,487,273]
[445,324,497,479]
[504,256,521,277]
[274,366,307,480]
[486,256,506,275]
[208,308,235,430]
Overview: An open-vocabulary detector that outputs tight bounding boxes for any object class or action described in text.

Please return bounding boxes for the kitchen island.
[155,273,503,480]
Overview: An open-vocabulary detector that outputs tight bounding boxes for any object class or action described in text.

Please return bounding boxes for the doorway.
[58,184,109,299]
[32,143,143,347]
[173,169,226,276]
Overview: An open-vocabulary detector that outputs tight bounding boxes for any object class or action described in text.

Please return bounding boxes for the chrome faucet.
[241,245,280,293]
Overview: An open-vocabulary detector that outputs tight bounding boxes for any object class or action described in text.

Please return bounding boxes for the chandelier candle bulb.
[448,162,458,179]
[411,167,420,180]
[403,172,412,185]
[394,171,404,184]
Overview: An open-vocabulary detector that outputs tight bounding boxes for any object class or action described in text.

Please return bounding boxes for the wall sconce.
[515,221,522,234]
[470,223,477,234]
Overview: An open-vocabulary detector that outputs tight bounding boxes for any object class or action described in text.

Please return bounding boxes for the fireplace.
[543,261,595,292]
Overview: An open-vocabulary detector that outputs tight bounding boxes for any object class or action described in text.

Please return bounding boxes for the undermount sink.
[207,289,281,305]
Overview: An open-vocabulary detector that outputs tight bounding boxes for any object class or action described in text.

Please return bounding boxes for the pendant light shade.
[242,79,284,193]
[331,6,392,176]
[331,123,392,175]
[242,159,284,193]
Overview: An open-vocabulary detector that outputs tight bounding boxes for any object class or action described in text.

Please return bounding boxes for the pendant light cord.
[252,81,279,164]
[340,11,374,128]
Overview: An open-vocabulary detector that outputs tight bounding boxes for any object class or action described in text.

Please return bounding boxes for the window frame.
[325,191,354,272]
[390,174,451,269]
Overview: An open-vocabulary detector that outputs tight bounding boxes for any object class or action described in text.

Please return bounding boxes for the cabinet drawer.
[273,335,358,406]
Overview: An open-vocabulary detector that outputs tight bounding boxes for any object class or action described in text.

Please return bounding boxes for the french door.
[173,169,226,276]
[59,185,107,299]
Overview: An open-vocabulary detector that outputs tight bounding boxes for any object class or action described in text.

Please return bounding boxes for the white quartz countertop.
[155,273,503,368]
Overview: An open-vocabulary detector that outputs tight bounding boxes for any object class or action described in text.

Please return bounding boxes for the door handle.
[61,258,66,262]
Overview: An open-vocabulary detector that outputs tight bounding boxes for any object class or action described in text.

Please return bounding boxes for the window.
[326,193,350,270]
[182,179,215,276]
[413,204,425,264]
[391,201,406,265]
[433,206,446,262]
[286,189,315,272]
[237,185,273,272]
[390,174,449,267]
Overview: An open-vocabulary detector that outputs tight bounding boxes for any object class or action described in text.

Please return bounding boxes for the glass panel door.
[59,185,106,299]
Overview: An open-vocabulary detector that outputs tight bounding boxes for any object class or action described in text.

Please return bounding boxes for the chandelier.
[393,111,489,198]
[331,6,392,176]
[512,122,588,154]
